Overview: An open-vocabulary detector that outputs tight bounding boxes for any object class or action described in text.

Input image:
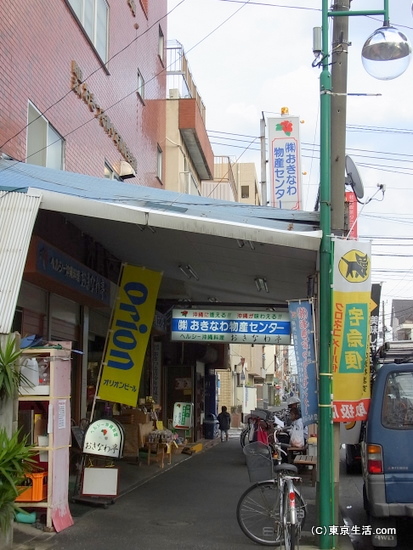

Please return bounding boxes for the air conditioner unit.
[169,88,180,99]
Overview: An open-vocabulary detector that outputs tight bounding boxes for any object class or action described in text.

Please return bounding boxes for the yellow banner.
[98,265,162,407]
[332,239,371,422]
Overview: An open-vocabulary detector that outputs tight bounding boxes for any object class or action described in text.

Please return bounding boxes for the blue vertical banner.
[288,300,318,426]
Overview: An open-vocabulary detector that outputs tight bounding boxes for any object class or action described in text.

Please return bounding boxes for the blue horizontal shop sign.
[171,309,291,345]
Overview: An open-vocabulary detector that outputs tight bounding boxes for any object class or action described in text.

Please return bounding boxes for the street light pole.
[317,2,410,548]
[318,2,334,547]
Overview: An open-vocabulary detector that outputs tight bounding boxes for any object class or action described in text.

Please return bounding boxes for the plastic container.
[243,441,274,482]
[15,472,48,502]
[203,413,219,439]
[307,436,317,457]
[15,511,36,524]
[20,358,39,387]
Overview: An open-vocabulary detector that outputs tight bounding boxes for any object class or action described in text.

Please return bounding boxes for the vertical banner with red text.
[98,265,162,407]
[346,191,358,239]
[332,239,371,422]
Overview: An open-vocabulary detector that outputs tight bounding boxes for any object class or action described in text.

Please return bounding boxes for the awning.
[0,158,321,313]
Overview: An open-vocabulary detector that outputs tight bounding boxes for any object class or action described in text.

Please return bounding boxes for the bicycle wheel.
[237,480,306,546]
[236,480,282,546]
[283,485,306,550]
[283,485,295,550]
[240,427,249,448]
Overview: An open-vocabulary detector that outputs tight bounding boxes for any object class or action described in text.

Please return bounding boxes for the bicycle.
[240,408,281,449]
[237,441,306,549]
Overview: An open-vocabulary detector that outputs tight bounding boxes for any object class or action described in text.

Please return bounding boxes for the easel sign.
[173,402,193,430]
[82,468,119,497]
[83,419,124,458]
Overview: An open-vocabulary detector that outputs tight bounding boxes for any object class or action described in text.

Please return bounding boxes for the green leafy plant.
[0,337,25,400]
[0,336,34,400]
[0,337,36,531]
[0,428,36,531]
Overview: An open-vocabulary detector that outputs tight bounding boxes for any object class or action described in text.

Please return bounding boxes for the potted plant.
[0,428,36,531]
[0,336,36,547]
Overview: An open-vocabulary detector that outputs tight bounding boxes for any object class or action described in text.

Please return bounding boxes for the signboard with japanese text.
[173,402,194,429]
[346,191,358,239]
[26,236,111,306]
[83,419,124,458]
[98,265,162,407]
[340,283,381,444]
[171,309,291,345]
[332,239,371,422]
[370,283,382,357]
[151,341,162,406]
[268,115,302,210]
[288,300,318,426]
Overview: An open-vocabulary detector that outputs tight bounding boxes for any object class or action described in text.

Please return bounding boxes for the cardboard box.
[118,409,151,425]
[122,422,154,456]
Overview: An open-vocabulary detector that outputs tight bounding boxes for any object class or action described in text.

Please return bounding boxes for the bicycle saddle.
[273,463,298,474]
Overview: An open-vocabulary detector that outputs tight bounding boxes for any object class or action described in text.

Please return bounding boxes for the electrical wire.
[0,0,188,152]
[2,0,256,173]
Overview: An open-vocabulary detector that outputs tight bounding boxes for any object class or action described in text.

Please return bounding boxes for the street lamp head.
[362,26,412,80]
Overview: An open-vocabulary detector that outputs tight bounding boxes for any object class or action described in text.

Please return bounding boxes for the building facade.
[0,0,168,423]
[0,0,167,184]
[0,1,229,440]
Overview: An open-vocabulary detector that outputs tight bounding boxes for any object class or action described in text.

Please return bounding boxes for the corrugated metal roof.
[0,158,320,233]
[0,190,41,332]
[0,159,321,307]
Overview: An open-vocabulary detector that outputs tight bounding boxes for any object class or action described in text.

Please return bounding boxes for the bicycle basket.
[243,441,274,482]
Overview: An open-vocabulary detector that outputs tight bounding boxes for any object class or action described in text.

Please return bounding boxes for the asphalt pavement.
[12,429,353,550]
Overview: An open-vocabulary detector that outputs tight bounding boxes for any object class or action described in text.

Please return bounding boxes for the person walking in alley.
[217,406,231,442]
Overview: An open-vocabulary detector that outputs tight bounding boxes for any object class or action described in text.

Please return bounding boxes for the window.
[241,185,250,199]
[137,69,145,100]
[27,103,64,169]
[68,0,108,62]
[158,26,165,63]
[157,146,163,182]
[104,162,121,181]
[382,371,413,428]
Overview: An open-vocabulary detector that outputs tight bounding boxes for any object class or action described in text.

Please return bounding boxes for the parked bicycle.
[240,409,271,448]
[237,441,306,549]
[240,408,292,456]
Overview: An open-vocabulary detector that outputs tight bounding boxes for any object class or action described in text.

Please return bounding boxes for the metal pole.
[319,0,334,547]
[318,3,390,548]
[260,113,267,206]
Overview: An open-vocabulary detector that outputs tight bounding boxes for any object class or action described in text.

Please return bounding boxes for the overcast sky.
[167,0,413,333]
